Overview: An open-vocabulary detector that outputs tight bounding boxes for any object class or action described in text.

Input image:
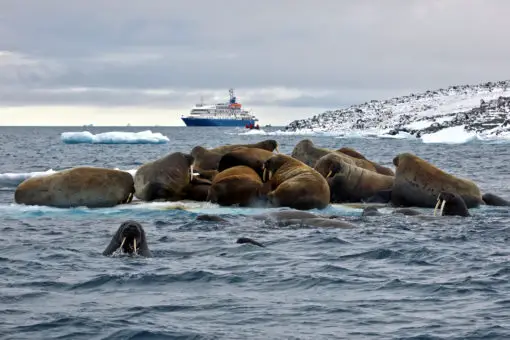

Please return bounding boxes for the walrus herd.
[13,138,510,216]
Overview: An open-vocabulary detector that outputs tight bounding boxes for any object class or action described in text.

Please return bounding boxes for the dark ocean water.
[1,126,510,340]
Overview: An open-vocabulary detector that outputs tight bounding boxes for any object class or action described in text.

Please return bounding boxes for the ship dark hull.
[181,117,257,127]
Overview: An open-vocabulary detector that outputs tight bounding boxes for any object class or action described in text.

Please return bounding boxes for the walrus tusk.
[433,199,441,216]
[275,146,280,153]
[268,170,272,181]
[133,239,137,254]
[263,168,267,182]
[326,170,332,179]
[120,237,126,251]
[440,199,446,216]
[189,165,194,181]
[125,192,133,204]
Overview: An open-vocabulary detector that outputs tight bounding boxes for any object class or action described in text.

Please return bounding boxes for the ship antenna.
[229,88,236,104]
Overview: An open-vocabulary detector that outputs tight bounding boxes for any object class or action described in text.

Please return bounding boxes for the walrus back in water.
[15,167,134,208]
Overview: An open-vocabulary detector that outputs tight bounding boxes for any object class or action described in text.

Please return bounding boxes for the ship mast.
[229,88,236,104]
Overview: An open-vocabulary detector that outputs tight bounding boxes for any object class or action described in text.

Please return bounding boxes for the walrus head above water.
[433,191,470,217]
[103,220,152,257]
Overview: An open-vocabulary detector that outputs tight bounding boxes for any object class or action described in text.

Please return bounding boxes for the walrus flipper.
[102,228,123,256]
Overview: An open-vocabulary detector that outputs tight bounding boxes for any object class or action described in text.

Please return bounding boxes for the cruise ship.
[181,89,259,127]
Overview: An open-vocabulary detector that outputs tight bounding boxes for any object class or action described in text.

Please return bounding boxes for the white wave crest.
[421,126,479,144]
[61,130,169,144]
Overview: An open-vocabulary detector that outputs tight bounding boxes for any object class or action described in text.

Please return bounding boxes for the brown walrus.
[14,167,134,208]
[291,139,391,175]
[207,165,265,206]
[337,147,395,176]
[134,152,194,202]
[262,154,330,210]
[314,154,394,203]
[217,147,275,178]
[392,153,484,208]
[191,139,279,171]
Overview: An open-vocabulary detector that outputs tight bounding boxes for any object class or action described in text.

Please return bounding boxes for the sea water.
[1,126,509,340]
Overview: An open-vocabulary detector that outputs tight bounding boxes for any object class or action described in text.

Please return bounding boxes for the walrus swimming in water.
[191,140,279,171]
[103,220,152,257]
[337,147,395,176]
[217,147,275,178]
[433,191,471,217]
[207,165,265,206]
[14,167,134,208]
[262,154,330,210]
[134,152,194,202]
[252,210,355,228]
[392,153,484,208]
[482,193,510,206]
[314,153,394,203]
[236,237,265,247]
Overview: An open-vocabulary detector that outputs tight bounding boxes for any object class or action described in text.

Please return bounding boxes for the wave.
[60,130,169,144]
[0,199,363,219]
[0,168,138,188]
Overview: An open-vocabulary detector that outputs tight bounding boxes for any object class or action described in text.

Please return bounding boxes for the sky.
[1,0,510,126]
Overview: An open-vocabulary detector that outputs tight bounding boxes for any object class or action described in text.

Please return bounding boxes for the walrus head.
[103,220,152,257]
[261,154,290,182]
[257,139,279,153]
[434,191,470,217]
[117,220,145,255]
[314,154,345,180]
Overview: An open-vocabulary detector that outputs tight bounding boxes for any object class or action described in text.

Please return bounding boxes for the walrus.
[191,140,279,171]
[134,152,194,202]
[14,166,134,208]
[196,214,229,223]
[337,147,395,176]
[236,237,265,247]
[103,220,152,257]
[252,210,355,228]
[361,206,383,216]
[314,154,394,203]
[392,208,422,216]
[217,147,275,178]
[183,175,212,201]
[207,165,265,206]
[262,154,330,210]
[433,191,471,217]
[392,153,484,208]
[482,193,510,206]
[291,139,387,175]
[210,139,279,155]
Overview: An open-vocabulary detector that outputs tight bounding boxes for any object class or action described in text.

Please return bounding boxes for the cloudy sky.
[1,0,509,126]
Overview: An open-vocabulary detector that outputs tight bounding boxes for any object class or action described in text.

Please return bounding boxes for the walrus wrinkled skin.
[218,147,275,178]
[207,165,265,206]
[337,147,395,176]
[315,153,394,203]
[433,191,470,217]
[482,193,510,206]
[134,152,194,202]
[262,154,330,210]
[191,140,279,171]
[392,153,484,208]
[14,167,134,208]
[103,220,152,257]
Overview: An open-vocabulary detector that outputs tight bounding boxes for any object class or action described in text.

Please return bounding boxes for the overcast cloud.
[1,0,510,125]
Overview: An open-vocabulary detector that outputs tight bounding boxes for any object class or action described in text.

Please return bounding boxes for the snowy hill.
[283,80,510,142]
